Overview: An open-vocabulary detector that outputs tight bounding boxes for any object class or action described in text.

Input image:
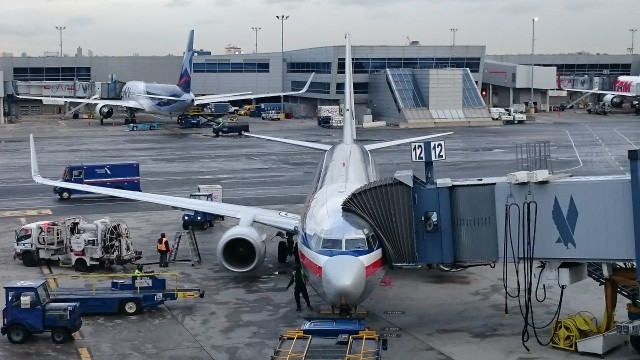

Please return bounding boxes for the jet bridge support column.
[629,149,640,284]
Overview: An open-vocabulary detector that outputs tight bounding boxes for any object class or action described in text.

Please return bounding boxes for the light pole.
[450,28,458,46]
[251,26,261,53]
[630,29,637,55]
[530,17,538,111]
[276,15,289,116]
[55,25,66,57]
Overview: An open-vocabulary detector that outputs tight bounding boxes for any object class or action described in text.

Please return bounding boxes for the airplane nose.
[322,255,366,305]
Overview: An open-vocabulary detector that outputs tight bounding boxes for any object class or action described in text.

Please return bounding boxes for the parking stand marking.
[78,347,91,360]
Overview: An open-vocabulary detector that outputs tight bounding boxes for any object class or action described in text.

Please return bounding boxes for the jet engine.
[217,225,266,272]
[603,94,624,108]
[95,103,114,118]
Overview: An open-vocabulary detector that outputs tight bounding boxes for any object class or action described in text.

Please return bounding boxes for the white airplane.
[17,30,314,124]
[29,34,452,312]
[564,75,640,115]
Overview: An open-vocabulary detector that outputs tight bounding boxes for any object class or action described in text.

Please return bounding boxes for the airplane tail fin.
[342,33,355,145]
[177,30,194,93]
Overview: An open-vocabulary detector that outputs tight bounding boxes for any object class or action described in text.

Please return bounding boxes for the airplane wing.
[16,95,145,110]
[193,73,315,105]
[564,88,635,97]
[29,135,300,231]
[364,132,453,151]
[193,92,253,104]
[244,133,332,151]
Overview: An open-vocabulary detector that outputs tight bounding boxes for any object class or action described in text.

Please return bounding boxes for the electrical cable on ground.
[503,194,566,352]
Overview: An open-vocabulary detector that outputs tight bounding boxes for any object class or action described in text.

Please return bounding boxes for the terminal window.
[287,62,331,74]
[336,82,369,95]
[193,61,269,73]
[13,67,91,81]
[337,57,481,74]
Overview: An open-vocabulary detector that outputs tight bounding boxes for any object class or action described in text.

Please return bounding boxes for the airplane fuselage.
[121,81,194,116]
[298,142,386,307]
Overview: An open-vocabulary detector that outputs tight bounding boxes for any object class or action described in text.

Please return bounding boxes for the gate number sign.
[411,141,445,162]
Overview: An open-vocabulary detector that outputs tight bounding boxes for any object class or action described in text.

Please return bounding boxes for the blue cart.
[128,122,161,131]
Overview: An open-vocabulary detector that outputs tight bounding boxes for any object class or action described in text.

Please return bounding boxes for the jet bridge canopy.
[342,176,416,266]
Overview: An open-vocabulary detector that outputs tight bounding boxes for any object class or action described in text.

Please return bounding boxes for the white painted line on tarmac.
[555,130,583,172]
[19,217,27,225]
[614,127,638,149]
[0,208,53,217]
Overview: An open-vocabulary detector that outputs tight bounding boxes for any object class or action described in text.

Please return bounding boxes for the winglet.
[297,73,315,94]
[29,134,43,183]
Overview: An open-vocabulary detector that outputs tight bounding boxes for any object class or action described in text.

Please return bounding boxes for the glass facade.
[338,57,481,74]
[13,67,91,81]
[386,69,426,109]
[194,60,269,73]
[287,62,331,74]
[462,69,485,107]
[549,63,631,76]
[336,82,368,95]
[291,81,330,94]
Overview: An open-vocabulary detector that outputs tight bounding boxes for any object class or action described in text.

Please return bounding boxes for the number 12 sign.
[411,141,446,162]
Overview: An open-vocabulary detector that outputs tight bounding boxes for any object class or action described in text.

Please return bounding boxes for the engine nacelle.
[95,103,114,118]
[217,225,266,272]
[603,94,624,108]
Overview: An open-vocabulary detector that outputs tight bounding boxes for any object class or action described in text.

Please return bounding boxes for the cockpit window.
[345,237,368,251]
[321,238,343,250]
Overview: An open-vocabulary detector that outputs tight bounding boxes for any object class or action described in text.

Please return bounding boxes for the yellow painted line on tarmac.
[0,209,52,218]
[72,330,83,340]
[41,265,51,275]
[47,278,58,289]
[19,217,27,225]
[78,347,91,360]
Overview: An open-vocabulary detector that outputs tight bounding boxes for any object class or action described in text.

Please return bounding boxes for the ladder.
[170,230,201,266]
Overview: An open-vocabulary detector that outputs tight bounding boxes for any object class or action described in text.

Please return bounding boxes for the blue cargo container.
[53,162,141,200]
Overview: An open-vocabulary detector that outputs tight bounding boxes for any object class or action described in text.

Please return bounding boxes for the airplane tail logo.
[177,30,194,93]
[552,196,578,249]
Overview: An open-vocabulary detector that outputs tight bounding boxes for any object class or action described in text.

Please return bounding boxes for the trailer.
[271,318,387,359]
[49,274,204,316]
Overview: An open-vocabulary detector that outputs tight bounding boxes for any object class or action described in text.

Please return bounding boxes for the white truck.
[317,106,344,128]
[14,217,142,272]
[494,106,526,125]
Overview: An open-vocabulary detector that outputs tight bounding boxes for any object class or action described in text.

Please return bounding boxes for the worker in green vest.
[287,264,312,311]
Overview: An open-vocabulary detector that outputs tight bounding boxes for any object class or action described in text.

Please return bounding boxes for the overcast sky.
[2,0,639,57]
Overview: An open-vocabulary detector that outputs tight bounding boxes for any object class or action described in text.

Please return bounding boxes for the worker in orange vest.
[157,233,170,267]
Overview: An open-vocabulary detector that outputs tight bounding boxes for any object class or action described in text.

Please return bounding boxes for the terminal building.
[1,42,639,126]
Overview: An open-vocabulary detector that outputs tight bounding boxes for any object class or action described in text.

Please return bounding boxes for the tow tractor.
[181,185,224,230]
[272,318,387,359]
[1,280,82,344]
[48,273,204,315]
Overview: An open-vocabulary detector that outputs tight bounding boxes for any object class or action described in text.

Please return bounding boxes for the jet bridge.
[342,149,640,355]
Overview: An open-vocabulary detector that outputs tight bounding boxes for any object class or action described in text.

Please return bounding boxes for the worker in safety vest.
[134,264,144,275]
[287,264,312,311]
[157,233,170,268]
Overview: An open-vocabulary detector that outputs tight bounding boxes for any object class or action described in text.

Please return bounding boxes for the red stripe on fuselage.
[299,250,323,279]
[298,247,385,280]
[365,256,384,278]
